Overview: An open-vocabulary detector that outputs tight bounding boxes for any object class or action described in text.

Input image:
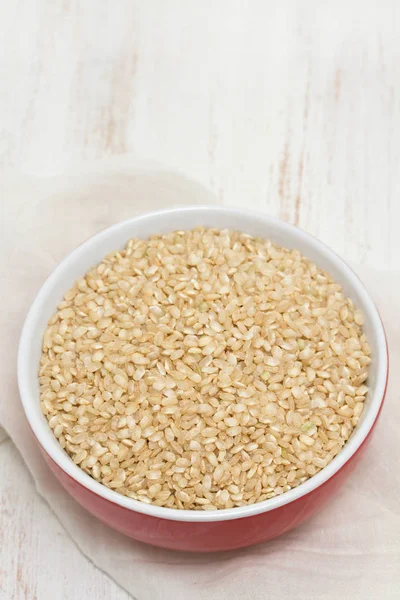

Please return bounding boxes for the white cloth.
[1,159,399,600]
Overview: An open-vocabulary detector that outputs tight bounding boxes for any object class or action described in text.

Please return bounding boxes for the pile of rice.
[39,228,370,510]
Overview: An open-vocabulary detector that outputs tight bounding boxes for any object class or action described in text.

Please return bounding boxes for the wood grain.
[1,0,399,269]
[1,0,400,598]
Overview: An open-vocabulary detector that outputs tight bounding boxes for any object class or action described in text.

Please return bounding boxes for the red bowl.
[18,205,388,552]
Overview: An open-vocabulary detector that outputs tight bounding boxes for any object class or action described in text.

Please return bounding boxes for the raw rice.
[39,227,370,510]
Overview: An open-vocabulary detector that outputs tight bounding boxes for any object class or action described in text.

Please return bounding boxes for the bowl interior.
[18,206,387,522]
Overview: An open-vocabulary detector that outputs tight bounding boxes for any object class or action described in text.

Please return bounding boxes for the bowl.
[18,206,388,552]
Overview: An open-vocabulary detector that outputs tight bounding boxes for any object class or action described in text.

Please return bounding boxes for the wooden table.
[1,1,399,598]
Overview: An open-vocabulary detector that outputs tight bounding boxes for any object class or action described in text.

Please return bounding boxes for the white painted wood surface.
[1,1,399,598]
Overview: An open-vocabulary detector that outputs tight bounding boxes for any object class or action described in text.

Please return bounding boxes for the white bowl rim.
[18,205,388,523]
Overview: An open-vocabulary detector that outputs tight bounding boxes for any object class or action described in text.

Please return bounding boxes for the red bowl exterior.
[19,206,389,553]
[39,398,384,553]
